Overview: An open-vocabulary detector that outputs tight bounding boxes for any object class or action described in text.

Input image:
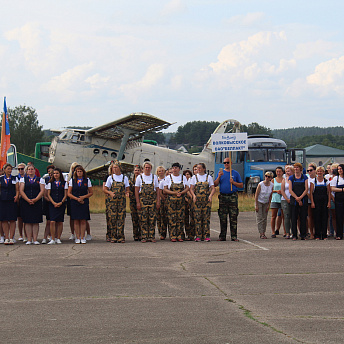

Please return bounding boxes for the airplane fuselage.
[49,130,215,176]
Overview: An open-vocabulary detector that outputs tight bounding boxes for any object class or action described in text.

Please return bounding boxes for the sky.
[1,0,344,132]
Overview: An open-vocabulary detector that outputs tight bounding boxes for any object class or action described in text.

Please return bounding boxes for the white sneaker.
[0,236,4,244]
[81,238,87,244]
[69,234,75,240]
[33,241,40,245]
[75,238,81,244]
[9,239,14,245]
[23,238,28,243]
[47,239,56,245]
[4,239,10,245]
[26,241,32,245]
[41,238,47,244]
[18,236,24,241]
[85,234,92,241]
[56,239,62,244]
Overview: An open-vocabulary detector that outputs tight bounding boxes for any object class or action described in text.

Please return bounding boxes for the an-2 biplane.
[48,112,232,178]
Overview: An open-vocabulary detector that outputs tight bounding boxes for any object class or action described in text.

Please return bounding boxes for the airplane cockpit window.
[59,131,71,140]
[71,134,79,143]
[79,135,85,141]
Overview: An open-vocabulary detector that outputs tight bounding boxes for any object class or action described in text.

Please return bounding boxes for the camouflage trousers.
[157,198,168,238]
[108,198,126,242]
[218,193,239,240]
[130,199,141,239]
[194,200,211,239]
[167,197,185,240]
[105,198,111,241]
[185,200,195,239]
[139,204,156,240]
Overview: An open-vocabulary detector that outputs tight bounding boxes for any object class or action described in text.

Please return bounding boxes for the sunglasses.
[307,169,313,172]
[18,168,24,170]
[265,175,272,178]
[223,162,230,164]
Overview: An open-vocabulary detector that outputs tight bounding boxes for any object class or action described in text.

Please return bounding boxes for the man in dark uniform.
[214,157,243,241]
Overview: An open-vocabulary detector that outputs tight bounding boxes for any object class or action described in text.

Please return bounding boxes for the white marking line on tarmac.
[210,228,269,251]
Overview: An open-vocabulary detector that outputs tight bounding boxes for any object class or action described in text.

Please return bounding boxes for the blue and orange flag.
[0,97,10,169]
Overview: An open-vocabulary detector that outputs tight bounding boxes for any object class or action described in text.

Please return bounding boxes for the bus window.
[247,149,267,162]
[268,149,285,162]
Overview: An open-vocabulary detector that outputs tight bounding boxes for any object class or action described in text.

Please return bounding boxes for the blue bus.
[214,135,305,193]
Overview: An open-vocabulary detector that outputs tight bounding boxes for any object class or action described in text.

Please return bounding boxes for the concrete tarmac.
[1,212,343,344]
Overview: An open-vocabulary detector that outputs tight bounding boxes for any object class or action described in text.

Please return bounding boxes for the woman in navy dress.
[46,168,68,244]
[0,163,19,245]
[16,163,26,241]
[67,165,93,244]
[19,164,45,245]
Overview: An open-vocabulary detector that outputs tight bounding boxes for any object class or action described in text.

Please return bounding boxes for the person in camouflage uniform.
[135,162,160,243]
[164,163,189,242]
[129,165,142,241]
[104,162,129,243]
[156,166,169,240]
[214,157,243,241]
[183,169,195,240]
[189,163,215,242]
[103,164,113,242]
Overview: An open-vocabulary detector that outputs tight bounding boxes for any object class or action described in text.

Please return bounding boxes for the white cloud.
[85,74,110,89]
[307,56,344,95]
[161,0,187,17]
[209,31,288,74]
[226,12,265,26]
[293,40,338,60]
[119,63,165,101]
[43,62,94,98]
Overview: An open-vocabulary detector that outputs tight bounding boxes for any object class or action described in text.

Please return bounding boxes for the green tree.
[6,105,45,155]
[174,121,220,146]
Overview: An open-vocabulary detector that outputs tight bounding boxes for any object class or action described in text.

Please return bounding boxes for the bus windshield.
[247,149,285,162]
[247,149,267,162]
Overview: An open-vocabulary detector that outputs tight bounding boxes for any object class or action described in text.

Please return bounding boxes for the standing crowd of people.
[255,162,344,240]
[0,158,242,245]
[0,162,93,245]
[5,157,342,245]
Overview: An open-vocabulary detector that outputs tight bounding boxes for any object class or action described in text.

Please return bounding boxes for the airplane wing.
[86,161,135,180]
[86,112,171,141]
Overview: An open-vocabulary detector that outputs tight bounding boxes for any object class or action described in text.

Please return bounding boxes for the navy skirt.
[70,199,90,220]
[0,200,18,221]
[21,199,43,224]
[49,202,66,222]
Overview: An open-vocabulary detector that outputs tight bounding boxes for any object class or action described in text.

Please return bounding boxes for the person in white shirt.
[135,161,160,243]
[67,165,93,244]
[0,163,19,245]
[164,162,189,242]
[128,165,142,241]
[156,166,168,240]
[254,171,274,239]
[306,163,317,239]
[46,168,68,244]
[19,164,45,245]
[183,169,195,240]
[104,161,129,243]
[310,166,331,240]
[331,163,344,240]
[189,163,215,242]
[280,165,294,239]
